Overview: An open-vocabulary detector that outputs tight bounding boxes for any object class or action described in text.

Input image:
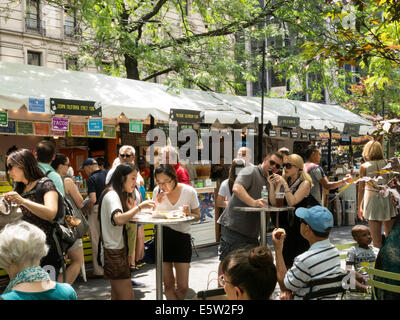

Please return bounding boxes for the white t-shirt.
[152,184,199,234]
[218,179,232,202]
[100,189,141,249]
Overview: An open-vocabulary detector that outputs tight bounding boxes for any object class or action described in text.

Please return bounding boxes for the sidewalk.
[72,224,362,300]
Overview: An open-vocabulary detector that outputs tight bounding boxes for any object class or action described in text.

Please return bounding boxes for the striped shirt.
[284,239,344,300]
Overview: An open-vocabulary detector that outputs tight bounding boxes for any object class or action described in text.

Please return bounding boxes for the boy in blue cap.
[272,205,345,300]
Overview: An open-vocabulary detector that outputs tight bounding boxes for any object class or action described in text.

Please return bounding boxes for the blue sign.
[0,120,16,135]
[88,118,103,132]
[28,98,46,113]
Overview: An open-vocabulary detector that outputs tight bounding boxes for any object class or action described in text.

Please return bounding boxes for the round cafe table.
[233,206,294,246]
[130,213,194,300]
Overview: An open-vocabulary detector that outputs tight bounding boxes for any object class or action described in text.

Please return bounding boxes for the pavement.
[72,223,368,300]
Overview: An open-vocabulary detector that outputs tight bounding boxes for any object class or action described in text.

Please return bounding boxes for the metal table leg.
[260,211,266,246]
[156,224,163,300]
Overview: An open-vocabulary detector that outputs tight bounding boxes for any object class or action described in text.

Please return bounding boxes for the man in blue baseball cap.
[272,205,345,300]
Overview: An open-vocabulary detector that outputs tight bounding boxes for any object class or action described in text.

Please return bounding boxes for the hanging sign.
[129,120,143,133]
[51,117,69,131]
[319,132,330,141]
[290,131,298,139]
[0,111,7,126]
[170,109,203,123]
[50,98,102,117]
[34,122,50,136]
[309,133,317,140]
[28,98,46,113]
[269,130,277,137]
[301,133,308,140]
[17,121,34,135]
[0,120,16,135]
[280,130,289,137]
[332,132,341,140]
[88,118,103,132]
[278,116,300,128]
[343,123,360,136]
[51,129,65,137]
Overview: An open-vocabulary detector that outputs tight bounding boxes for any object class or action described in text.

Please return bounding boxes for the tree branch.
[141,66,177,81]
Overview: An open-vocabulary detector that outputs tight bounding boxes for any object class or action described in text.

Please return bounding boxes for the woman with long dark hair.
[4,149,62,276]
[98,162,155,300]
[216,158,246,208]
[153,164,200,300]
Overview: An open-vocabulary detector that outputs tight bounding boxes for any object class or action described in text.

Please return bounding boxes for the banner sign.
[332,132,341,140]
[277,116,300,128]
[51,117,69,131]
[0,120,16,135]
[0,111,7,126]
[86,130,101,137]
[301,133,308,140]
[129,120,143,133]
[170,109,203,123]
[50,98,102,117]
[28,98,46,113]
[88,118,103,132]
[34,122,50,136]
[319,132,330,140]
[309,133,317,140]
[69,123,86,137]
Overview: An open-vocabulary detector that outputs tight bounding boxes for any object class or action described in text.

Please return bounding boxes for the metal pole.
[156,224,163,300]
[260,211,266,246]
[150,115,155,190]
[258,38,266,164]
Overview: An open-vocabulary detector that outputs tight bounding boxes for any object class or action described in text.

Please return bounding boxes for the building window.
[26,0,40,30]
[27,51,41,66]
[64,7,77,37]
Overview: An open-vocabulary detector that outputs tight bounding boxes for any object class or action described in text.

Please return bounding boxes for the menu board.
[0,120,16,135]
[34,122,50,136]
[69,123,86,137]
[17,121,34,135]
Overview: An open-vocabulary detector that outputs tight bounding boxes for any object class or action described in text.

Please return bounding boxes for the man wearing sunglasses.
[217,151,283,275]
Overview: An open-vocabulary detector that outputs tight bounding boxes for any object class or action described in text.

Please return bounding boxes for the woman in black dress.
[268,153,317,268]
[4,149,62,277]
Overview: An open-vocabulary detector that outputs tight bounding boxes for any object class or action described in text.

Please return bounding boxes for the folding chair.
[366,267,400,300]
[303,273,348,300]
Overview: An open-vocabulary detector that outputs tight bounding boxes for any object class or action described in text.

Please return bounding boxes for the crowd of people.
[0,140,398,300]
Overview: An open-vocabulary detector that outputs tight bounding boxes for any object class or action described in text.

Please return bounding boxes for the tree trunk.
[124,54,140,80]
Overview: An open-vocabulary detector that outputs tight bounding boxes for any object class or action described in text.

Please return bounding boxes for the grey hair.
[0,221,49,270]
[119,145,136,156]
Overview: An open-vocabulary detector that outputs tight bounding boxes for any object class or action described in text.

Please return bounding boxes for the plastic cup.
[276,192,285,207]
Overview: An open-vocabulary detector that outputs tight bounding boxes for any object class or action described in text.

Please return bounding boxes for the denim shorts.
[217,225,259,262]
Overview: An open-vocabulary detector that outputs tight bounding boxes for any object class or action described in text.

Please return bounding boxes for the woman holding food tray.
[152,164,200,300]
[268,154,318,268]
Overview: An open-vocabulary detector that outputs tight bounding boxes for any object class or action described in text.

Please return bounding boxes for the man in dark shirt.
[82,158,106,277]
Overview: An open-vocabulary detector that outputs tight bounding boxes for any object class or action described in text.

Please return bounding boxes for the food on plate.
[151,210,185,219]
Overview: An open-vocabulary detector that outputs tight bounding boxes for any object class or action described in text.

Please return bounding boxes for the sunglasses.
[283,163,294,169]
[218,274,232,287]
[269,160,281,170]
[120,153,133,158]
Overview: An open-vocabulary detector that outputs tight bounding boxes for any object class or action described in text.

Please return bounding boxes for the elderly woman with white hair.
[0,221,77,300]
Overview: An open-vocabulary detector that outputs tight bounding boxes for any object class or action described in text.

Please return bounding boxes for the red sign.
[34,122,50,136]
[70,123,86,137]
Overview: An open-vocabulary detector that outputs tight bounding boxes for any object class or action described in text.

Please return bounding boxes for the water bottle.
[261,186,268,208]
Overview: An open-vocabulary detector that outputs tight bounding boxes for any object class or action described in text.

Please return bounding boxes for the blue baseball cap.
[80,158,97,169]
[295,205,334,233]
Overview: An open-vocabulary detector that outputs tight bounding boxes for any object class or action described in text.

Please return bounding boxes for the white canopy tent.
[0,61,254,124]
[0,61,373,133]
[209,93,374,135]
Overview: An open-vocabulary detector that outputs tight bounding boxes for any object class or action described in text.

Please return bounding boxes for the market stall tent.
[0,61,254,125]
